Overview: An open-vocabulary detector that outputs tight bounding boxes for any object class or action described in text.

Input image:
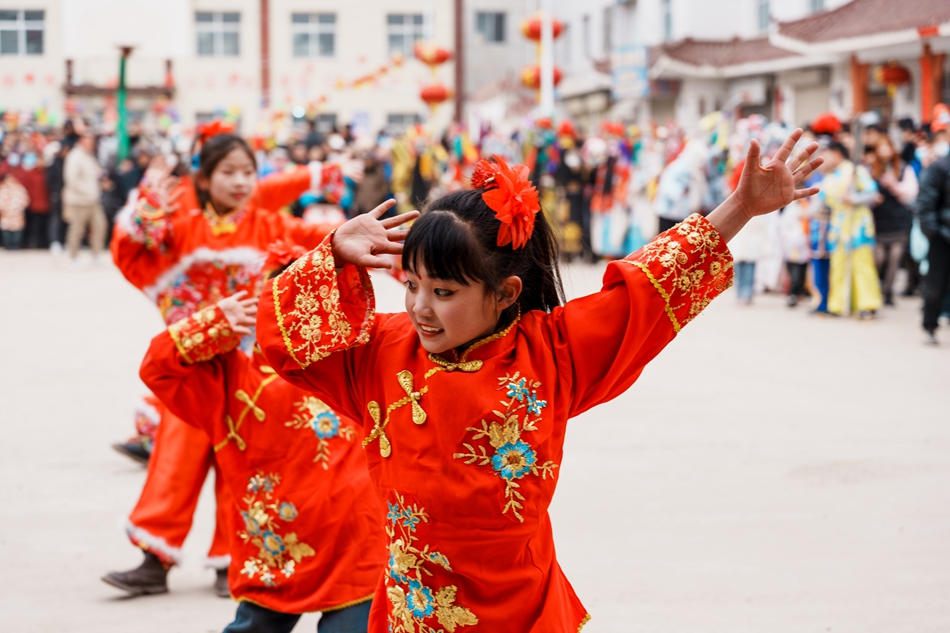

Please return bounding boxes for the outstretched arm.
[707,128,822,242]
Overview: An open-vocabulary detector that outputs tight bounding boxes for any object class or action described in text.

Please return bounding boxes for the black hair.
[898,117,917,133]
[827,141,850,161]
[196,133,257,209]
[866,123,884,133]
[402,189,565,327]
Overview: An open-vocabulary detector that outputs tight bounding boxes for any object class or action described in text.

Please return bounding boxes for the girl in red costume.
[258,130,822,631]
[138,245,384,632]
[104,132,338,597]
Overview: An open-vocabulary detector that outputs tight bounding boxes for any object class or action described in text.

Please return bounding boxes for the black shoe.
[924,329,938,346]
[883,291,895,306]
[214,568,230,598]
[112,441,150,466]
[102,552,169,596]
[787,295,798,307]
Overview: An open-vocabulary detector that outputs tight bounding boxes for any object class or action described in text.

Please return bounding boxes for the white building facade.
[0,0,457,135]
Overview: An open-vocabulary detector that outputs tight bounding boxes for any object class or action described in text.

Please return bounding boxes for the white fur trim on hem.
[204,555,231,570]
[121,517,184,565]
[142,246,266,304]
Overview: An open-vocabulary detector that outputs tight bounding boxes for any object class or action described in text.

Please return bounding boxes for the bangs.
[402,210,491,286]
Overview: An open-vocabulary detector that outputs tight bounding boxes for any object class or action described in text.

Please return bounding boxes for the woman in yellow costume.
[818,141,882,317]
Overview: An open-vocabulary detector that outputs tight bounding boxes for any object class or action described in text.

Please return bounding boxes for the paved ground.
[1,249,948,633]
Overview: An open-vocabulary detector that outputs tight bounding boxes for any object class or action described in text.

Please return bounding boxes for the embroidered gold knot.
[397,370,427,425]
[363,401,391,457]
[427,354,484,373]
[235,389,266,422]
[215,415,247,452]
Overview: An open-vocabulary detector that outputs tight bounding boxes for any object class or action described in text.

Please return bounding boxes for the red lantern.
[521,65,562,90]
[874,62,910,88]
[414,42,453,67]
[420,83,451,105]
[521,14,565,41]
[873,61,911,96]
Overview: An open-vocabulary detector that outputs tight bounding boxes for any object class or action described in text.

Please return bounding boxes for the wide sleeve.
[139,304,241,434]
[276,207,340,250]
[548,213,734,418]
[257,234,377,421]
[110,187,175,291]
[249,163,322,212]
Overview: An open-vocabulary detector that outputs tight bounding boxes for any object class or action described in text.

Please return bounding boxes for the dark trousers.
[25,210,49,249]
[2,229,24,250]
[223,599,371,633]
[787,262,808,297]
[48,196,67,245]
[923,235,950,332]
[658,217,678,234]
[811,258,830,313]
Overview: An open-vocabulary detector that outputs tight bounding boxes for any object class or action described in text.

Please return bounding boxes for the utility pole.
[117,46,133,161]
[539,0,554,116]
[260,0,270,110]
[454,0,464,123]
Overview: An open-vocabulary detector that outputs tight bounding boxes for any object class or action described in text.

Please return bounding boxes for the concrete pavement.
[1,250,948,632]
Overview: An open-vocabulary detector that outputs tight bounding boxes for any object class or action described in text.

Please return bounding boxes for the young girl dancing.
[105,132,338,597]
[138,245,384,632]
[257,130,822,631]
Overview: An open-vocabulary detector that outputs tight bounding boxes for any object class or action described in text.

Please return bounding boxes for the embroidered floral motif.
[285,396,356,469]
[167,305,239,364]
[622,213,733,333]
[453,372,558,523]
[237,471,315,587]
[271,237,375,369]
[157,260,262,325]
[384,493,477,632]
[128,190,171,250]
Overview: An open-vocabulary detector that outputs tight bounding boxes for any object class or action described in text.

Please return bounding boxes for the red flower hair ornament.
[197,120,235,144]
[470,155,540,250]
[264,239,308,273]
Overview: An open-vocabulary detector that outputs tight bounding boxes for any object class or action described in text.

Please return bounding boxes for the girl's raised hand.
[330,199,420,269]
[217,291,258,337]
[734,128,823,218]
[143,158,182,213]
[708,128,824,242]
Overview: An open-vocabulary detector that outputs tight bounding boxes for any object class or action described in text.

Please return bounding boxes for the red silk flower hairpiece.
[197,120,235,144]
[470,155,540,250]
[264,239,308,272]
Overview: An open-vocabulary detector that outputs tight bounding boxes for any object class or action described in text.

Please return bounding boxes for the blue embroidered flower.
[491,440,537,481]
[241,512,261,536]
[525,392,547,415]
[406,579,435,618]
[401,511,421,531]
[387,502,402,525]
[278,502,298,522]
[261,531,286,557]
[248,474,276,493]
[388,553,409,584]
[506,378,529,402]
[427,551,451,571]
[311,411,340,439]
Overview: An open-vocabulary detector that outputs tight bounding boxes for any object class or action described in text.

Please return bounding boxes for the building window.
[314,113,337,135]
[475,11,505,43]
[0,10,44,55]
[387,14,424,56]
[388,113,422,132]
[292,13,335,58]
[810,0,825,11]
[196,12,240,57]
[757,0,770,31]
[662,0,672,41]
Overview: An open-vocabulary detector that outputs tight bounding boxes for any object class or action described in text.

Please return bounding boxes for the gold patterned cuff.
[270,233,376,369]
[621,213,734,333]
[167,305,240,364]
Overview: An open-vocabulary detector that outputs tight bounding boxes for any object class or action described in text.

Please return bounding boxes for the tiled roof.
[651,36,798,68]
[777,0,950,43]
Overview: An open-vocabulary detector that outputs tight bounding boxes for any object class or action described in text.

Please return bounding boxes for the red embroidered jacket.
[111,166,338,326]
[140,304,386,614]
[257,214,733,631]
